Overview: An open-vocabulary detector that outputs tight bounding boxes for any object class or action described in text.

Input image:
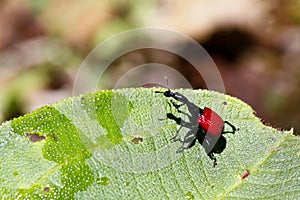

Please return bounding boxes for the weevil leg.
[208,152,217,167]
[167,113,194,128]
[169,100,184,110]
[223,121,239,134]
[168,100,193,121]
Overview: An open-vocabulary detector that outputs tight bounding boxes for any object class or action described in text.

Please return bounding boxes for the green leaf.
[0,88,299,199]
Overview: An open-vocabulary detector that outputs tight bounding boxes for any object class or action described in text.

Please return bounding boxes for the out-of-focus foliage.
[0,0,300,134]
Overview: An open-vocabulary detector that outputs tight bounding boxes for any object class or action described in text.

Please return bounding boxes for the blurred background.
[0,0,300,134]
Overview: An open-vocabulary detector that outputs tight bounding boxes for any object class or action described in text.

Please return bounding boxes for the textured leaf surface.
[0,88,299,199]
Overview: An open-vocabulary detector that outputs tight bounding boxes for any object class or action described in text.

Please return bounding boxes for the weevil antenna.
[164,76,171,92]
[155,76,171,94]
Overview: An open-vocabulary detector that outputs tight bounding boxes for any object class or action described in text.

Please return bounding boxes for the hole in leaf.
[132,137,143,144]
[267,137,276,143]
[25,133,46,142]
[43,186,50,193]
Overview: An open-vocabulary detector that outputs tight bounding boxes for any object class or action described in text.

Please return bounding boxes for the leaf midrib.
[216,132,291,199]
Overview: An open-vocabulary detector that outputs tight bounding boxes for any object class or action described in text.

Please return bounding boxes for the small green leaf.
[0,88,299,199]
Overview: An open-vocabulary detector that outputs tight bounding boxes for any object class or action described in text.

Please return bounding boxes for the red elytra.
[198,107,224,137]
